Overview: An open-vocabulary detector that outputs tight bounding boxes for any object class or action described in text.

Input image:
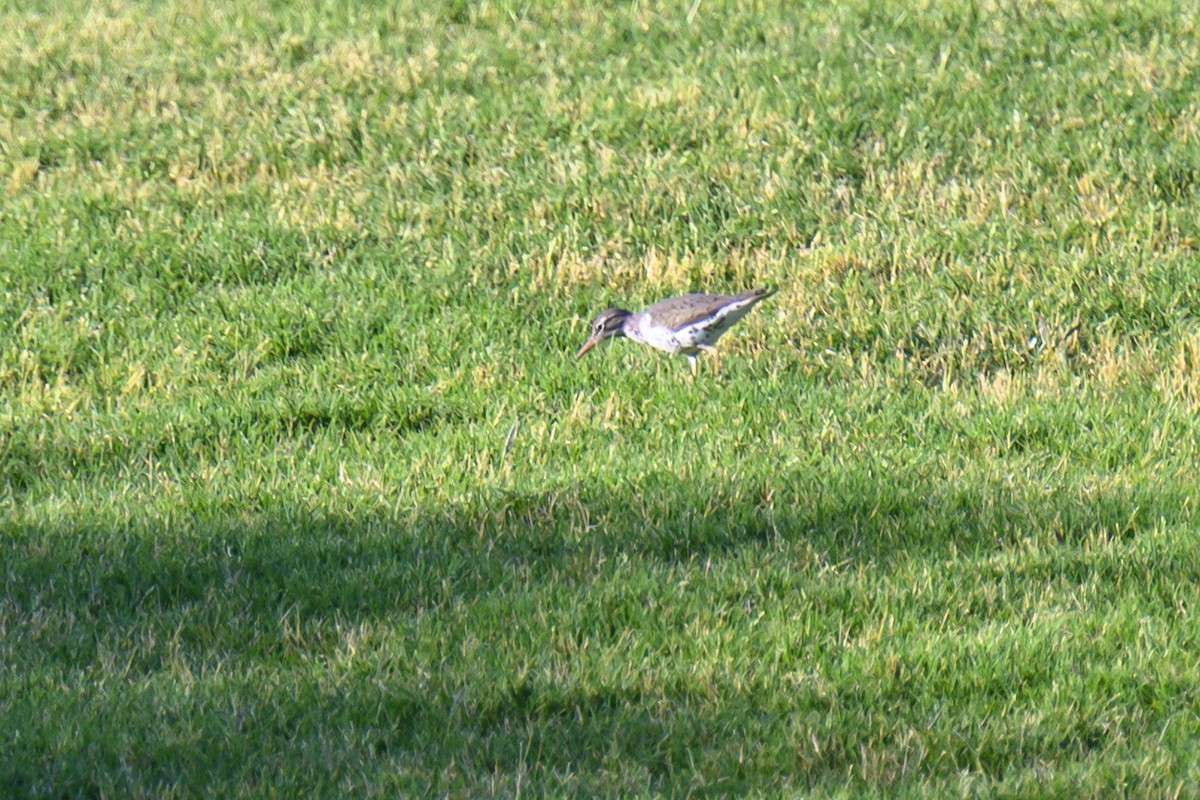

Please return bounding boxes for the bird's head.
[576,308,631,358]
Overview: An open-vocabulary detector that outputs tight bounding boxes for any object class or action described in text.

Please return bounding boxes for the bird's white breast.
[625,313,688,354]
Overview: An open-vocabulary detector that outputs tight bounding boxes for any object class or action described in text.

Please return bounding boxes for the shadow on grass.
[2,471,1193,795]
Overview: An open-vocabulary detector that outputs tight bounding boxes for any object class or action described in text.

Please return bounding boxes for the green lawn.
[4,0,1200,796]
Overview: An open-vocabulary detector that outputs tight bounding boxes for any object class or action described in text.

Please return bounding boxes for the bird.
[576,287,776,376]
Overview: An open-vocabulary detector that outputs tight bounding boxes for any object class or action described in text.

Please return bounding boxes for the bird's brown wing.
[645,288,775,332]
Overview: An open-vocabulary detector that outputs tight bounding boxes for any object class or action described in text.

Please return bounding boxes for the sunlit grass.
[4,0,1200,796]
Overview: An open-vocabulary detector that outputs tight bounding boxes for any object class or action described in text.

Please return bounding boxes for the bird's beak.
[576,337,599,359]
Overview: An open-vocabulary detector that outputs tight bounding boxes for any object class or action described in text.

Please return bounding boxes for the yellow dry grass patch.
[1074,173,1126,229]
[1157,332,1200,411]
[1087,334,1159,398]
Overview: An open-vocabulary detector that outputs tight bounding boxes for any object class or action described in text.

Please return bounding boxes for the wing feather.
[645,288,775,332]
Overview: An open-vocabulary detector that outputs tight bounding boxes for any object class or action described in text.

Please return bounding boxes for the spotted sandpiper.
[576,287,776,375]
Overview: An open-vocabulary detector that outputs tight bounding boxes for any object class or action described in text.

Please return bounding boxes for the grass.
[4,0,1200,795]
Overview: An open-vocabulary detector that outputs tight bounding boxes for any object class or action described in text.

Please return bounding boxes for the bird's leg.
[688,354,698,380]
[698,345,719,376]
